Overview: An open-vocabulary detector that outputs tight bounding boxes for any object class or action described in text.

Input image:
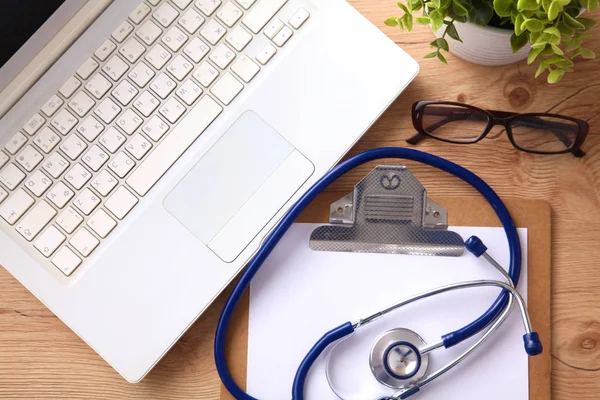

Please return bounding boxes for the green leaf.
[547,2,561,21]
[446,23,463,41]
[437,52,448,64]
[441,0,452,9]
[543,26,561,37]
[528,45,545,63]
[472,0,495,25]
[431,0,441,8]
[416,16,431,24]
[411,0,424,11]
[405,0,413,13]
[511,32,530,52]
[384,17,400,27]
[567,38,582,51]
[550,43,564,55]
[529,31,542,43]
[493,0,514,17]
[514,13,526,35]
[430,38,450,51]
[430,10,445,31]
[404,13,414,31]
[585,0,599,10]
[563,12,585,29]
[397,2,409,12]
[547,69,565,83]
[535,62,547,78]
[522,18,546,32]
[517,0,539,10]
[557,21,575,35]
[581,48,597,59]
[452,0,470,16]
[577,17,598,31]
[424,51,438,58]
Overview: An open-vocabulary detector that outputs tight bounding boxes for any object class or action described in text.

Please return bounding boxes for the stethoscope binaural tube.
[215,148,527,400]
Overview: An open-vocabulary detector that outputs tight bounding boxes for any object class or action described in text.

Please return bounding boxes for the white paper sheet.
[247,224,528,400]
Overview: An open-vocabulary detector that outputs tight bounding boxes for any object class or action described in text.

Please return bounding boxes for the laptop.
[0,0,418,383]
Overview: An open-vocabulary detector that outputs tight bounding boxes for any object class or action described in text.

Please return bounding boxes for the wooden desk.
[1,2,598,399]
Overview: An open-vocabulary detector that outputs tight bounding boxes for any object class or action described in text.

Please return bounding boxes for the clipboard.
[220,194,551,400]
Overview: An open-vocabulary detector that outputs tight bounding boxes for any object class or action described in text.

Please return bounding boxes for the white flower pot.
[434,21,531,66]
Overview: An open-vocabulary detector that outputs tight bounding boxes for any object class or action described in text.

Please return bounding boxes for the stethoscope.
[214,148,543,399]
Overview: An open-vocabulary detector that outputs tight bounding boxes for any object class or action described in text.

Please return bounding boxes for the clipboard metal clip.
[310,165,465,256]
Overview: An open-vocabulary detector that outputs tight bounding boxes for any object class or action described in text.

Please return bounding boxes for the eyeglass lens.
[421,104,489,143]
[509,115,579,153]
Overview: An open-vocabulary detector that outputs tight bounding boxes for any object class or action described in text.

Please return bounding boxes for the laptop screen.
[0,0,67,69]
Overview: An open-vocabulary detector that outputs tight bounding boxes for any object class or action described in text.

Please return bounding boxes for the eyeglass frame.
[407,100,590,157]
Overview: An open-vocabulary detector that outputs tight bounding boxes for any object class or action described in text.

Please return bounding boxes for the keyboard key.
[289,8,309,29]
[217,2,243,27]
[176,79,203,105]
[51,246,81,276]
[33,127,61,154]
[92,170,118,196]
[0,189,34,225]
[5,132,28,154]
[145,43,172,69]
[47,182,75,208]
[235,0,256,9]
[23,113,46,136]
[134,91,160,117]
[125,134,153,160]
[172,0,194,9]
[119,37,146,63]
[77,116,104,142]
[85,74,113,99]
[128,62,156,87]
[196,0,221,16]
[60,134,87,160]
[211,72,243,105]
[73,188,101,215]
[68,91,96,117]
[94,98,121,124]
[65,163,92,190]
[105,186,138,219]
[0,163,26,190]
[24,170,52,197]
[76,58,100,80]
[87,209,117,238]
[103,55,130,81]
[167,54,193,81]
[99,127,127,153]
[0,187,6,204]
[231,54,260,82]
[147,0,161,5]
[116,109,143,135]
[58,76,82,99]
[34,225,66,257]
[143,116,169,141]
[16,145,43,172]
[112,80,139,106]
[273,25,293,47]
[94,39,117,61]
[179,8,205,34]
[42,152,70,179]
[0,151,8,169]
[111,20,134,43]
[264,18,284,39]
[200,19,227,45]
[82,145,109,171]
[70,227,100,256]
[256,43,276,64]
[129,2,151,24]
[243,0,287,34]
[16,200,56,241]
[184,37,211,63]
[162,26,188,52]
[154,2,180,27]
[56,207,83,234]
[50,109,78,135]
[109,152,135,178]
[159,97,186,123]
[136,20,163,45]
[210,43,236,69]
[193,61,219,87]
[226,25,252,51]
[41,95,64,117]
[151,73,177,99]
[127,96,222,196]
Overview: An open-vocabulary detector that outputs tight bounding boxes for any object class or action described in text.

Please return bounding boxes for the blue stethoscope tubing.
[215,147,521,400]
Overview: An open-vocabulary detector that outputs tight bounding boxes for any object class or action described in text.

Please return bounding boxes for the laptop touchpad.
[164,111,314,263]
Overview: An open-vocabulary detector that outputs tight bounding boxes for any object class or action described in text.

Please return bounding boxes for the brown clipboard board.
[220,194,552,400]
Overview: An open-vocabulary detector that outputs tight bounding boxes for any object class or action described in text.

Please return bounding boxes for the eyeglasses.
[407,101,589,157]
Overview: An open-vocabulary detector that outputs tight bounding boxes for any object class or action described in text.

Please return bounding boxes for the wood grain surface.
[1,1,599,399]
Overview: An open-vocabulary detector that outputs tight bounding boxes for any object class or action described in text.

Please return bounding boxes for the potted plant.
[385,0,597,83]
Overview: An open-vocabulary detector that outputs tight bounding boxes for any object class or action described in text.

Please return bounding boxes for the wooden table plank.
[1,2,599,399]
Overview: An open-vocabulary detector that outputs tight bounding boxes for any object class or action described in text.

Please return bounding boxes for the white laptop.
[0,0,418,383]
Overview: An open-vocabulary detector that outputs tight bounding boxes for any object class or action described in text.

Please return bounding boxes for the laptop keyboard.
[0,0,310,276]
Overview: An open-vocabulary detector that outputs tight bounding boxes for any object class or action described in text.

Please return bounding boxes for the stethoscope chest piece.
[370,328,429,389]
